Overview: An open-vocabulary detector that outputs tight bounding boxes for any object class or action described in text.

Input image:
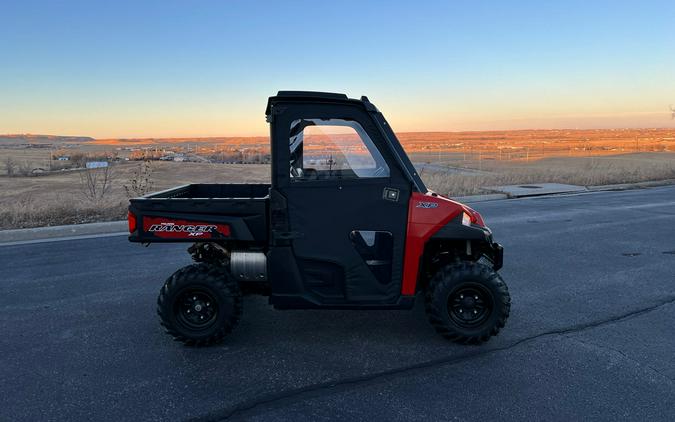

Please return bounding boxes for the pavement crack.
[567,337,674,383]
[193,296,675,422]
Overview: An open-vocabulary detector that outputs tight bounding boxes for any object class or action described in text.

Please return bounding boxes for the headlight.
[462,206,485,227]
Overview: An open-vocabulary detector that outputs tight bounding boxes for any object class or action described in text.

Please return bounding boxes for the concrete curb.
[483,183,587,198]
[587,179,675,192]
[0,221,127,244]
[459,179,675,201]
[452,193,509,203]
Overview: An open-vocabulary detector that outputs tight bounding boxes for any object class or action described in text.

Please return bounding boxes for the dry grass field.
[1,129,674,229]
[399,128,675,160]
[420,152,675,196]
[0,162,269,229]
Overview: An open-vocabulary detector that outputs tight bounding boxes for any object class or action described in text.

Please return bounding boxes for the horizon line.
[3,126,675,141]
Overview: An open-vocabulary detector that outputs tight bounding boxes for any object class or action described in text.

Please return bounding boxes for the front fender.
[402,193,503,296]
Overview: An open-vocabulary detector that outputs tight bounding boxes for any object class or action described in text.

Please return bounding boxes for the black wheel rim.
[447,283,493,328]
[175,287,219,330]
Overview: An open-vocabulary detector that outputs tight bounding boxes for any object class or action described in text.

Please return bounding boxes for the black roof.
[275,91,348,100]
[265,91,375,115]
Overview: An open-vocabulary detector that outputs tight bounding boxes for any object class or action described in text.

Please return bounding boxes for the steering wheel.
[303,168,318,180]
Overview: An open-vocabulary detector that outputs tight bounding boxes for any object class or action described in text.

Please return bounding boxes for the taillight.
[128,211,137,233]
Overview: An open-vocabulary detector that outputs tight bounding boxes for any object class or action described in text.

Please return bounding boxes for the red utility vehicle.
[128,92,510,345]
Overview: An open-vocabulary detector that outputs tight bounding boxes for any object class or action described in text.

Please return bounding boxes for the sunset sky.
[1,0,674,138]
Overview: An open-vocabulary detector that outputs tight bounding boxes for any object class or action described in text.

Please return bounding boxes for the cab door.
[270,102,411,306]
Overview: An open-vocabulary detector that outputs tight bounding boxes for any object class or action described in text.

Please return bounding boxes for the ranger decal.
[142,217,231,239]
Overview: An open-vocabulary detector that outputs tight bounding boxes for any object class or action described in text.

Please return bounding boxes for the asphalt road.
[2,186,675,421]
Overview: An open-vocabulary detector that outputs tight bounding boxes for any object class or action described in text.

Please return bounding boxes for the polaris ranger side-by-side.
[128,91,510,345]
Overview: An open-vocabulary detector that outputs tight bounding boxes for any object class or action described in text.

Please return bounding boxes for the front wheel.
[425,262,510,344]
[157,263,242,346]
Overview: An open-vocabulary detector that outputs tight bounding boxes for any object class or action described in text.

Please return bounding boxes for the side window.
[289,118,390,180]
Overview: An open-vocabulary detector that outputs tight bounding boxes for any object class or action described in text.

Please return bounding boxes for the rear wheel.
[157,263,242,346]
[425,261,510,344]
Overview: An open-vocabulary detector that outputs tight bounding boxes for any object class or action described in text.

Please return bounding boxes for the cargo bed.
[128,183,269,243]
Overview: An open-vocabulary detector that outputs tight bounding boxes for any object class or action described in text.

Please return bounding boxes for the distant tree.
[129,150,146,161]
[4,156,16,177]
[79,165,116,204]
[70,152,87,167]
[17,161,33,177]
[124,160,154,198]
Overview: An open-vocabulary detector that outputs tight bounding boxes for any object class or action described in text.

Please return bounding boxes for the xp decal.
[416,201,439,209]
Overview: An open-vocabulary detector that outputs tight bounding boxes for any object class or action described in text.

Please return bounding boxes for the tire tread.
[425,261,510,344]
[157,263,242,346]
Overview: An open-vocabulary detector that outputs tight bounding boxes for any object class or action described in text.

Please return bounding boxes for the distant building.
[86,161,109,169]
